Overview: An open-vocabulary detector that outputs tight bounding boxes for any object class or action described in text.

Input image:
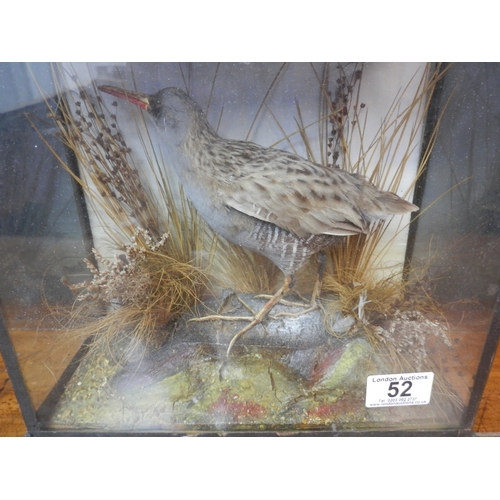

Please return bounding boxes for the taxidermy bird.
[98,85,418,353]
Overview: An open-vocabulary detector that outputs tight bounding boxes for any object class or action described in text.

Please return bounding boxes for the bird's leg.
[273,252,326,318]
[312,251,326,302]
[225,275,295,355]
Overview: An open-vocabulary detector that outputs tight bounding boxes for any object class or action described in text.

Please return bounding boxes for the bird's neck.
[187,112,219,145]
[179,117,220,173]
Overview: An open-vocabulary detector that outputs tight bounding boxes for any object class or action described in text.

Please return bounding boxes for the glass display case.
[1,62,499,435]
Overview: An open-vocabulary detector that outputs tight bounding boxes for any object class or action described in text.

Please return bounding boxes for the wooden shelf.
[2,305,500,436]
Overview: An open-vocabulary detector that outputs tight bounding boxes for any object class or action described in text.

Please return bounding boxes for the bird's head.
[98,85,209,142]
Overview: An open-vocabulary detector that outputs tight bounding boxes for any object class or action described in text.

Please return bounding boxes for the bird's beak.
[98,85,150,110]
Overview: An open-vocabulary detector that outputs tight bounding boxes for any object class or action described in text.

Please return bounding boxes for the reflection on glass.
[0,63,499,434]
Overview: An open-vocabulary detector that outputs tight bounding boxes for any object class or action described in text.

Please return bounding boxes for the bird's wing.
[216,146,416,238]
[215,150,377,236]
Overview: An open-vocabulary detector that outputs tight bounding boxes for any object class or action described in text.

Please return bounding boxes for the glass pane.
[1,62,498,434]
[0,63,90,411]
[409,62,500,411]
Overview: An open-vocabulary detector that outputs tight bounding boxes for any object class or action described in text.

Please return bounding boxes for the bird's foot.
[188,293,268,324]
[225,293,324,353]
[188,294,280,356]
[272,298,323,318]
[189,278,295,355]
[254,276,324,319]
[253,291,310,309]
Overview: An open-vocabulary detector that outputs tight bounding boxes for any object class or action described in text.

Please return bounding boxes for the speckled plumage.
[99,86,416,273]
[99,85,418,351]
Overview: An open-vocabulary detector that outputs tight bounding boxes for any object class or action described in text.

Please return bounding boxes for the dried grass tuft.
[28,65,217,360]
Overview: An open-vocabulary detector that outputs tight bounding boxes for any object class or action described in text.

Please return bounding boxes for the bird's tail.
[373,191,418,216]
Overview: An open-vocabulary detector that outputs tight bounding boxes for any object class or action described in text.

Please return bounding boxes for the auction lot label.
[365,372,434,407]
